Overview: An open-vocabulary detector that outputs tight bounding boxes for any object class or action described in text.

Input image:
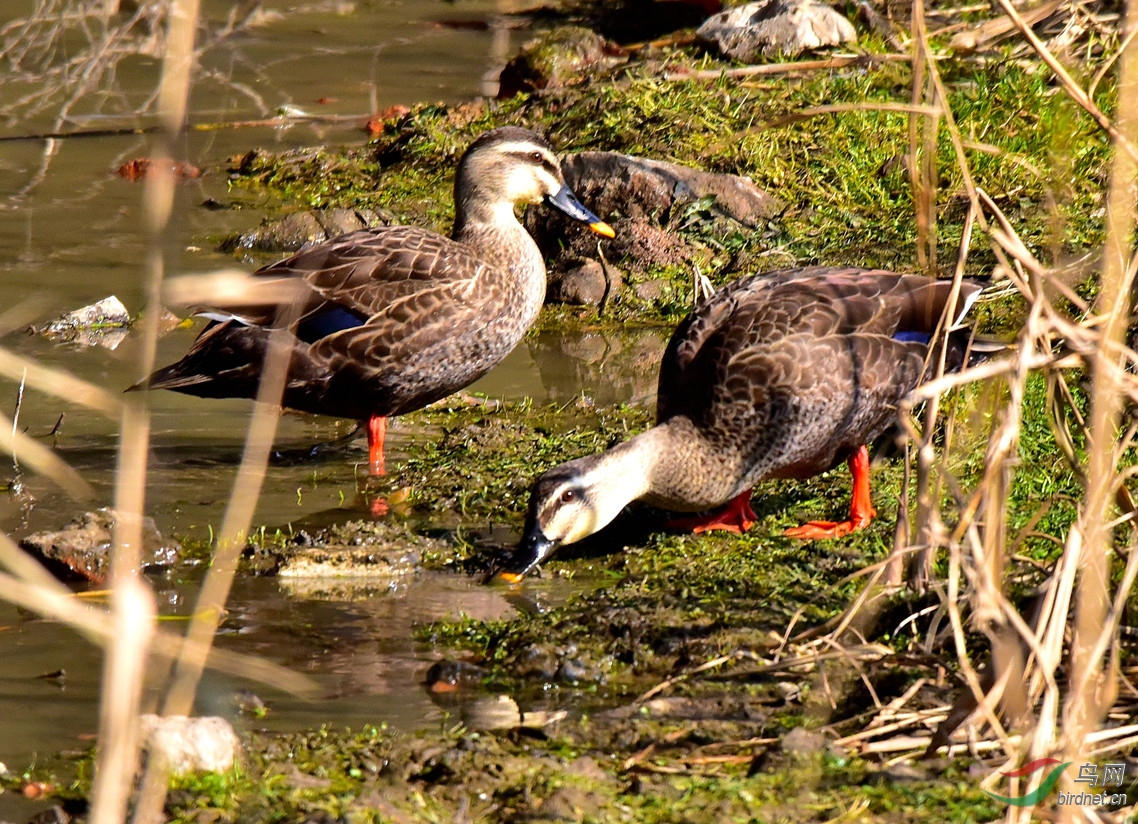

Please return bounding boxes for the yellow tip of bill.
[495,571,524,584]
[589,220,616,239]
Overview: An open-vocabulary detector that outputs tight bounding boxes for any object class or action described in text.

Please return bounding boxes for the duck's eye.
[559,489,576,504]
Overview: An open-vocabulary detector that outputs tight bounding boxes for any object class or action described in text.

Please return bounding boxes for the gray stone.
[781,726,828,756]
[139,715,241,774]
[561,151,784,228]
[547,259,623,306]
[633,279,670,302]
[697,0,857,60]
[35,296,132,349]
[20,508,182,584]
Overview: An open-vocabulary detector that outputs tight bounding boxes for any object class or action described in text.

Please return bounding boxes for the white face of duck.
[466,137,615,236]
[495,140,567,205]
[498,448,650,581]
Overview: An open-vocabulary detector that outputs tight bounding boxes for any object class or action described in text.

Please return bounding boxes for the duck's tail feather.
[127,320,271,399]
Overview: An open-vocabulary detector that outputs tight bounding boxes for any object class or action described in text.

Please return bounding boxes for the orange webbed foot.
[667,490,758,534]
[786,445,876,540]
[784,515,872,540]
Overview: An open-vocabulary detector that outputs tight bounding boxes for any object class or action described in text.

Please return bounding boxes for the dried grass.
[635,1,1138,818]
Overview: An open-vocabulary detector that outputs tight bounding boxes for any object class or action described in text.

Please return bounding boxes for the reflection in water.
[0,572,535,771]
[527,327,668,408]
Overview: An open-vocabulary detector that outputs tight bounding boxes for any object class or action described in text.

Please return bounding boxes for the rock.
[554,657,591,684]
[696,0,857,60]
[19,508,182,584]
[139,715,241,774]
[34,296,132,349]
[221,207,389,255]
[525,151,783,277]
[780,726,828,756]
[547,259,623,306]
[276,545,421,582]
[231,689,267,718]
[565,151,783,227]
[498,26,613,98]
[633,279,669,302]
[514,643,561,682]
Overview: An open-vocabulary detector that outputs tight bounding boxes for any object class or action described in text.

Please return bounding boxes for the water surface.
[0,0,666,790]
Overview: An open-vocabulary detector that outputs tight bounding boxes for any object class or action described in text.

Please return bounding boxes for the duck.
[499,266,984,580]
[134,126,614,474]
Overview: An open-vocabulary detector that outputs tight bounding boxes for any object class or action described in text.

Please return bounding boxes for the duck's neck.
[451,187,546,333]
[609,418,738,513]
[567,427,673,532]
[451,189,520,240]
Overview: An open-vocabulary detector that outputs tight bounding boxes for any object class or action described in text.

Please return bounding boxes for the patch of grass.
[225,46,1107,309]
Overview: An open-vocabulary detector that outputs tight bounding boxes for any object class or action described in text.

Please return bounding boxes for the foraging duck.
[500,266,983,580]
[135,126,614,474]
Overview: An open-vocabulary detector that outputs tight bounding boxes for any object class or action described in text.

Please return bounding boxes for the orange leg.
[784,444,877,540]
[366,415,386,476]
[666,489,759,535]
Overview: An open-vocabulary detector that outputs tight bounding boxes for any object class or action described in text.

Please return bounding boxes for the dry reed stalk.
[1054,0,1138,817]
[89,1,202,821]
[160,318,296,717]
[88,577,155,824]
[908,0,939,275]
[863,0,1138,816]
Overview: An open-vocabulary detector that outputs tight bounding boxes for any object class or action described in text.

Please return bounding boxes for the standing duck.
[135,126,613,474]
[500,266,983,580]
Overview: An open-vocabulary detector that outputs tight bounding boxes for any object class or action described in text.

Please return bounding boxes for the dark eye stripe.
[509,149,559,176]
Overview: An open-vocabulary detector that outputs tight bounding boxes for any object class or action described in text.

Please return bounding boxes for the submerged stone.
[34,296,133,349]
[696,0,857,60]
[19,508,182,584]
[277,545,421,580]
[268,519,454,598]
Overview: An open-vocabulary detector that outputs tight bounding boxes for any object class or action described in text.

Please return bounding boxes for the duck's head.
[497,444,652,582]
[455,126,614,238]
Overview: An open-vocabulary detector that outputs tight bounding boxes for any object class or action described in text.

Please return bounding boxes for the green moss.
[225,47,1106,304]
